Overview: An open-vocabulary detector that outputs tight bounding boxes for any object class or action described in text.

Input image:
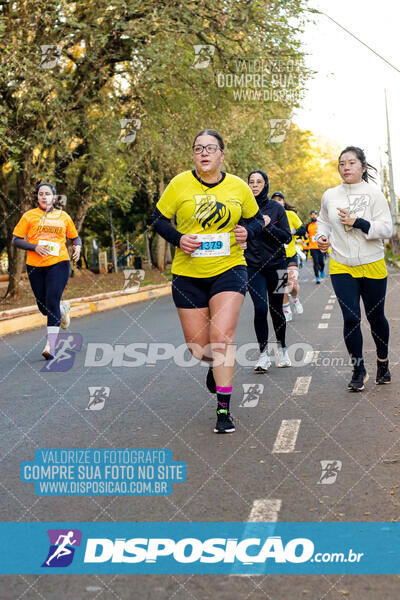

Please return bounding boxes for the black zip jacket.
[242,198,291,269]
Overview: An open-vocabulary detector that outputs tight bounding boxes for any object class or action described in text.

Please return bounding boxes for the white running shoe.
[42,341,54,360]
[60,300,71,329]
[292,298,303,315]
[254,350,271,372]
[283,305,293,322]
[277,347,291,368]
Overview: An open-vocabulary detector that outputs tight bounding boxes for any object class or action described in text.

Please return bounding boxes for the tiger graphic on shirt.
[193,194,232,230]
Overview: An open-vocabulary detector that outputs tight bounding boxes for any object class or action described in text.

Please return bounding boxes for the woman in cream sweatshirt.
[316,146,392,392]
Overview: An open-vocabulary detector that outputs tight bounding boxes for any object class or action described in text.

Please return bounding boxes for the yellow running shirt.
[285,210,303,258]
[329,257,387,279]
[13,208,78,267]
[156,171,259,277]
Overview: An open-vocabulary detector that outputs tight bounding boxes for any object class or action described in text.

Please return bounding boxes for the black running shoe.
[376,360,391,385]
[348,368,369,392]
[206,366,216,394]
[42,341,54,360]
[214,409,235,433]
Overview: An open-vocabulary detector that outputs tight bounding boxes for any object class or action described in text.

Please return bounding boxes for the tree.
[0,0,310,294]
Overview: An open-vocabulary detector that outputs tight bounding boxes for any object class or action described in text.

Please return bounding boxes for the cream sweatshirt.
[316,181,392,267]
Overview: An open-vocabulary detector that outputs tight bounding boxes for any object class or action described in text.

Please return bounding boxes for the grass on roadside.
[0,266,172,311]
[385,247,400,269]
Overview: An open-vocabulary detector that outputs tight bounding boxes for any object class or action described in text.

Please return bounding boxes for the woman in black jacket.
[244,170,292,371]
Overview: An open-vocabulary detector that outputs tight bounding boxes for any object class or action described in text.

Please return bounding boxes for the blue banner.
[0,522,400,574]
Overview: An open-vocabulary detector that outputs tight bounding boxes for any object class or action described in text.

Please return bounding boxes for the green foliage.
[0,0,338,280]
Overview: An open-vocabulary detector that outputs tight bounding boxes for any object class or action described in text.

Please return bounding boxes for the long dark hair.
[283,201,297,212]
[338,146,377,182]
[193,129,225,151]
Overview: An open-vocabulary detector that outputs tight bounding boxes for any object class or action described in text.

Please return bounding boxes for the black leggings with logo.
[247,264,287,352]
[330,273,389,366]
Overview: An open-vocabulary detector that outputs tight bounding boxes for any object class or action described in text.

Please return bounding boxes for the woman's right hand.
[34,244,50,256]
[179,234,202,255]
[263,215,271,227]
[317,236,330,253]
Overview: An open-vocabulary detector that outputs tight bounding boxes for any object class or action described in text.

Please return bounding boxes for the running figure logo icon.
[267,119,291,143]
[317,460,342,485]
[343,195,370,232]
[48,194,68,220]
[122,268,145,292]
[345,194,370,218]
[192,45,215,69]
[42,529,82,568]
[41,333,83,372]
[274,270,289,294]
[239,384,264,408]
[40,45,62,69]
[119,118,141,143]
[86,386,110,410]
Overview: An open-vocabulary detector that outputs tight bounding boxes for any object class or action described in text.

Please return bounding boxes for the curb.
[0,283,172,337]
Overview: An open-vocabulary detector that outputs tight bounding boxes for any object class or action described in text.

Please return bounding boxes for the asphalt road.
[1,259,400,599]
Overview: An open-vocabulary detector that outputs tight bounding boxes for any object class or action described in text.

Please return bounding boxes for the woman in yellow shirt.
[13,183,81,360]
[152,129,263,434]
[316,146,392,391]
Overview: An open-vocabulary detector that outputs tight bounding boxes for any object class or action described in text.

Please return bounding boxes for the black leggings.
[27,261,70,327]
[310,248,325,277]
[247,265,287,352]
[330,274,389,365]
[310,249,325,278]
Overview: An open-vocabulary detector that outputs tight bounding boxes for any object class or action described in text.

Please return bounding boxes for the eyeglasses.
[192,144,220,154]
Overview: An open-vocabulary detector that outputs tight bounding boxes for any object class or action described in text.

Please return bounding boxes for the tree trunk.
[145,230,153,267]
[390,230,400,255]
[4,167,31,299]
[4,237,25,299]
[165,242,172,265]
[154,233,167,272]
[154,177,167,272]
[71,164,91,233]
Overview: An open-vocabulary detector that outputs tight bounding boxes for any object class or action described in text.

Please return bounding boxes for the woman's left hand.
[233,224,248,249]
[72,245,81,261]
[337,207,356,227]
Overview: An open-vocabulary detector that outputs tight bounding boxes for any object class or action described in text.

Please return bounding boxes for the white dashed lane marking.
[234,500,282,575]
[247,498,282,522]
[318,323,329,329]
[321,313,331,319]
[292,376,312,395]
[272,419,301,453]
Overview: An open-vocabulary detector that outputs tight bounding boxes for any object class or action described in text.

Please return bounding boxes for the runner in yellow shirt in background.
[271,192,306,322]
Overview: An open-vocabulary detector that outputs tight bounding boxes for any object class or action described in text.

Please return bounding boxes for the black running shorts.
[172,265,248,309]
[286,254,298,268]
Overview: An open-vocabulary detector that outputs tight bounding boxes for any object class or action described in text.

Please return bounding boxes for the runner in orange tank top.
[306,210,325,283]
